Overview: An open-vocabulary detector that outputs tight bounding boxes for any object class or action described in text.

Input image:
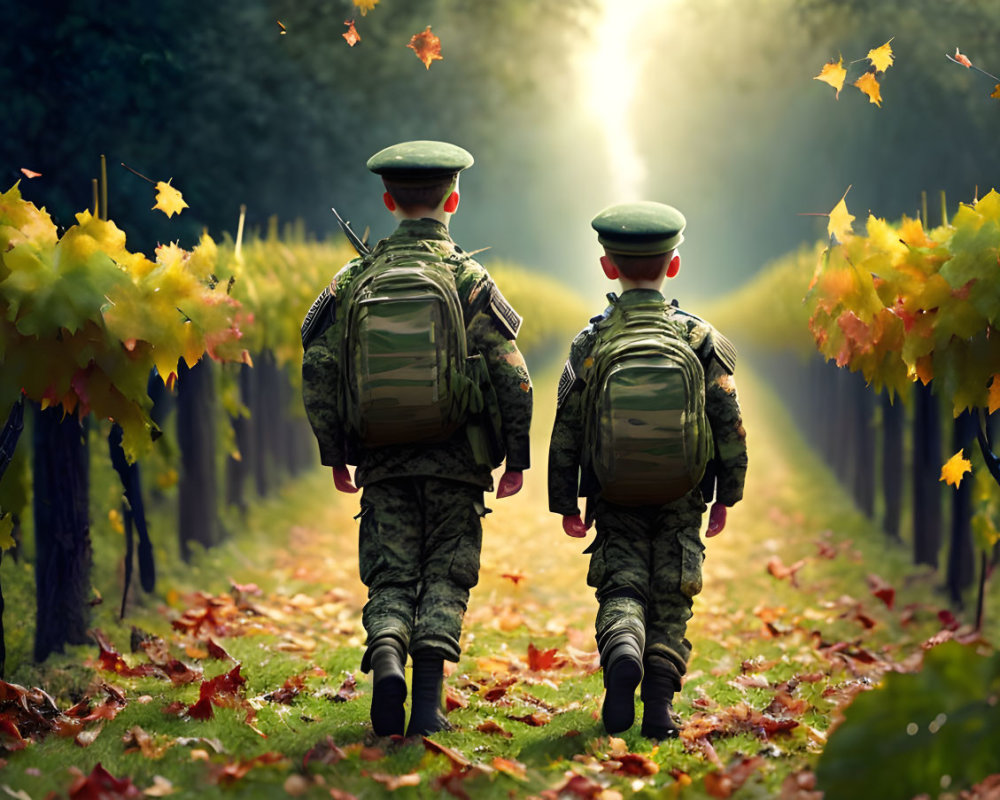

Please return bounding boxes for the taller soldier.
[301,141,532,737]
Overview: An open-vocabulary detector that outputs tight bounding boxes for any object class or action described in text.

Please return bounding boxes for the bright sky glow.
[578,0,667,203]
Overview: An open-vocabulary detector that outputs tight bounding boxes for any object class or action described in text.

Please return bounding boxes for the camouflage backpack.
[338,240,481,447]
[583,295,712,506]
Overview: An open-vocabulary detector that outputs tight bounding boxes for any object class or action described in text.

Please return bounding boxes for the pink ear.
[382,192,396,212]
[666,254,681,278]
[443,191,460,213]
[600,255,619,280]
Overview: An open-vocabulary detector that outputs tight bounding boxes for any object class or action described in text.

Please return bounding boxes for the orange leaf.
[476,720,512,738]
[940,450,972,487]
[20,168,42,179]
[492,757,527,780]
[527,642,560,671]
[407,26,443,70]
[343,20,361,47]
[991,84,1000,100]
[500,571,526,585]
[853,71,882,107]
[867,39,894,72]
[989,375,1000,414]
[814,57,847,98]
[954,47,973,68]
[276,20,286,34]
[153,179,188,218]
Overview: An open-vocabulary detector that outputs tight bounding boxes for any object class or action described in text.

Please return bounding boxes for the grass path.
[0,365,992,799]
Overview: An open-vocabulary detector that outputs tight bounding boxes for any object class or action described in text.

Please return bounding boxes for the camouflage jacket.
[301,218,532,489]
[547,288,748,515]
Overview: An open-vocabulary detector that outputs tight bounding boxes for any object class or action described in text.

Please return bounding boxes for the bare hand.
[706,502,727,537]
[332,465,359,493]
[496,470,523,499]
[562,514,590,538]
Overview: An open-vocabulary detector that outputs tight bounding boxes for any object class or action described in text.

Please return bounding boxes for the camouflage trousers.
[357,476,487,670]
[587,492,708,677]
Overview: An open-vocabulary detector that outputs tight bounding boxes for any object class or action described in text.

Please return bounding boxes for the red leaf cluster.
[527,642,564,671]
[68,763,142,799]
[171,592,243,637]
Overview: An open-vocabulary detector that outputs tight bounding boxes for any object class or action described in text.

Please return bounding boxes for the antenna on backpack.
[332,207,371,257]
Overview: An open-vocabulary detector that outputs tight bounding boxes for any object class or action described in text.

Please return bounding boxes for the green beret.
[591,201,686,255]
[367,140,474,180]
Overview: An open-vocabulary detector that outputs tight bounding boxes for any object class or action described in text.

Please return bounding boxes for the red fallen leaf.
[303,734,347,767]
[766,555,807,586]
[433,765,474,800]
[423,737,471,768]
[266,674,305,705]
[343,19,361,47]
[938,609,961,631]
[763,690,810,717]
[866,574,895,609]
[609,753,659,777]
[527,642,561,671]
[407,25,443,69]
[482,677,517,703]
[92,630,156,678]
[360,746,385,761]
[69,763,142,799]
[140,637,202,684]
[206,638,233,660]
[815,540,837,559]
[0,717,28,750]
[500,571,526,585]
[333,673,361,702]
[476,720,512,738]
[922,628,955,649]
[445,687,468,711]
[186,696,214,720]
[121,726,170,759]
[704,756,765,799]
[853,609,877,629]
[366,771,421,790]
[20,168,42,179]
[548,772,605,799]
[186,664,251,720]
[212,752,286,786]
[161,701,187,716]
[508,712,551,726]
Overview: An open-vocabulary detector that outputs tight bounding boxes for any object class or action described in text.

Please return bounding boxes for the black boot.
[369,639,407,737]
[405,654,451,736]
[640,656,681,740]
[601,637,643,734]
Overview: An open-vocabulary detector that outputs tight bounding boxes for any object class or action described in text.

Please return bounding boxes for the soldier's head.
[590,201,686,289]
[367,140,474,222]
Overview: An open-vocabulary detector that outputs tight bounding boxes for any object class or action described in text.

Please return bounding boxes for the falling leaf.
[19,168,42,179]
[827,188,855,241]
[407,26,443,70]
[866,39,894,72]
[500,571,526,585]
[940,449,972,487]
[153,180,188,218]
[766,555,807,585]
[988,376,1000,414]
[814,57,847,98]
[343,20,361,47]
[276,20,286,34]
[353,0,378,15]
[991,84,1000,99]
[953,47,973,68]
[853,71,882,107]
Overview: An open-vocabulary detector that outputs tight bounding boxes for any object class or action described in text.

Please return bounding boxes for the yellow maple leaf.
[854,71,882,106]
[940,450,972,487]
[989,375,1000,414]
[867,38,894,72]
[814,57,847,98]
[153,180,189,218]
[991,84,1000,100]
[828,188,855,241]
[353,0,378,15]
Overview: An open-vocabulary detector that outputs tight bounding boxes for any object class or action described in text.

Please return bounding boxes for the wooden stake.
[100,154,108,221]
[92,178,99,217]
[921,190,928,229]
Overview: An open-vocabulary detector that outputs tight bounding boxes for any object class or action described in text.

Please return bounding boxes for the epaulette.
[669,303,737,374]
[301,287,335,349]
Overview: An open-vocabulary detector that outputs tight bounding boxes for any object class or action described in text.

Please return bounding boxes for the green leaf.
[816,642,1000,800]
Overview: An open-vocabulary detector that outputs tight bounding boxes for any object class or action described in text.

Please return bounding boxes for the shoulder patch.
[488,285,522,340]
[301,287,335,349]
[701,329,738,374]
[557,359,577,408]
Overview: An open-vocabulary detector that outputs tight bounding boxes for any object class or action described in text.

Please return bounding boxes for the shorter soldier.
[548,201,748,739]
[302,141,532,737]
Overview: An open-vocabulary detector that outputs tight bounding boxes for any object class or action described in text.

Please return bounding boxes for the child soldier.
[301,141,532,737]
[548,201,747,739]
